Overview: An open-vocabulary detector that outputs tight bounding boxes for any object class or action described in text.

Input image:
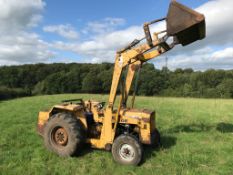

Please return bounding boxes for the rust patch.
[53,127,68,146]
[37,124,44,136]
[131,64,140,71]
[166,1,205,46]
[142,118,150,123]
[125,108,153,114]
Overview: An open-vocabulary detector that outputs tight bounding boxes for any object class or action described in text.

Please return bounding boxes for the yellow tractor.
[37,1,205,165]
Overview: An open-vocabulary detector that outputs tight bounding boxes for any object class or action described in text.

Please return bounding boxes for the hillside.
[1,63,233,100]
[0,94,233,174]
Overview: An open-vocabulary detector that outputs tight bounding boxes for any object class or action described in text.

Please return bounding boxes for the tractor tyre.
[112,134,143,165]
[43,112,85,156]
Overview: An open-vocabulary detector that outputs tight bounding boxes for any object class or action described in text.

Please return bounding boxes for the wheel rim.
[119,144,135,162]
[51,127,68,146]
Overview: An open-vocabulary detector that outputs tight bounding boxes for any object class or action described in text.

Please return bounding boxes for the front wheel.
[112,134,143,165]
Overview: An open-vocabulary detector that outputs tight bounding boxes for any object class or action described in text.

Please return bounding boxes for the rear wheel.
[112,134,143,165]
[43,113,85,156]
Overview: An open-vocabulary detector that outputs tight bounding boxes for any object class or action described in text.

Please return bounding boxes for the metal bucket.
[166,1,206,46]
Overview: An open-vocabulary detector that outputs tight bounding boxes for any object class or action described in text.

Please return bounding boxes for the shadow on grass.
[73,144,94,157]
[72,122,233,163]
[216,122,233,133]
[160,135,177,149]
[142,135,177,164]
[166,123,214,133]
[73,135,177,165]
[164,122,233,134]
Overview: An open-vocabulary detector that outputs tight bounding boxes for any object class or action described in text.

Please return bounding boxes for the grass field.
[0,94,233,175]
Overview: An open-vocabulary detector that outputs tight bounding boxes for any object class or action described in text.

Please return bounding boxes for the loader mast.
[103,0,206,146]
[106,23,173,110]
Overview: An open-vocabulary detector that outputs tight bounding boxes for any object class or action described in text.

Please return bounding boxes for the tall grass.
[0,94,233,175]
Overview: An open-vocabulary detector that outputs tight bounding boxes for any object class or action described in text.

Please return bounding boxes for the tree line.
[0,63,233,100]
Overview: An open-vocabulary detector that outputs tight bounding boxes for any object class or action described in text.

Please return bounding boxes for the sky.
[0,0,232,70]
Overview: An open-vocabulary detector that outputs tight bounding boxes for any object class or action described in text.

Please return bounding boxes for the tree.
[183,83,193,97]
[217,79,233,98]
[82,71,102,93]
[1,63,233,100]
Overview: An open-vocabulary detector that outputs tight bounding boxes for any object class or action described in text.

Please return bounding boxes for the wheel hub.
[52,127,68,146]
[119,144,135,161]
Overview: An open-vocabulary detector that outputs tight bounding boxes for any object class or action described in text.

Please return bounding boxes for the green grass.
[0,94,233,175]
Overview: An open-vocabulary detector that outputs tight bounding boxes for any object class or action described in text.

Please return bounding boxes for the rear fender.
[37,105,87,136]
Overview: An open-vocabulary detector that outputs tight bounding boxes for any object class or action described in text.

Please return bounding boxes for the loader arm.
[102,33,175,145]
[107,0,206,110]
[107,32,173,110]
[101,0,206,146]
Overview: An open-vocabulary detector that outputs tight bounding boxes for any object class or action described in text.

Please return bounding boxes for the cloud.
[43,24,79,40]
[163,0,233,68]
[154,46,233,70]
[0,0,55,65]
[82,17,126,35]
[0,0,232,69]
[157,0,233,70]
[51,25,144,63]
[0,0,45,33]
[197,0,233,46]
[0,32,55,65]
[212,47,233,60]
[58,0,231,70]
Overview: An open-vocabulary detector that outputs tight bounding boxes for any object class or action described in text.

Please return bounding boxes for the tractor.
[37,1,205,165]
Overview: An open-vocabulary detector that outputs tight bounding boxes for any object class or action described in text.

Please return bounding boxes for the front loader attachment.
[166,1,205,46]
[141,1,206,49]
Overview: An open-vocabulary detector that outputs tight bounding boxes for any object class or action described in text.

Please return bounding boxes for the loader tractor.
[37,1,206,165]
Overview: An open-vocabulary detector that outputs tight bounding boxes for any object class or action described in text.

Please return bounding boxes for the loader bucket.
[166,1,206,46]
